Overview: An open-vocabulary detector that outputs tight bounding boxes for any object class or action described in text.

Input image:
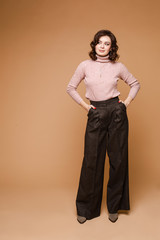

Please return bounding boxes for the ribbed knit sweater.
[67,54,140,104]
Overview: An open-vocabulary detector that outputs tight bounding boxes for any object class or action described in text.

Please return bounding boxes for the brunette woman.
[67,29,140,224]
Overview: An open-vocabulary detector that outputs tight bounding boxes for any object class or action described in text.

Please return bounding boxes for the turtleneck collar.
[95,54,110,63]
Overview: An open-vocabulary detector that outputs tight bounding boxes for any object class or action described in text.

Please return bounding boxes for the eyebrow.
[99,40,111,43]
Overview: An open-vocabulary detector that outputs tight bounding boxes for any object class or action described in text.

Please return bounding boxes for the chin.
[97,52,109,57]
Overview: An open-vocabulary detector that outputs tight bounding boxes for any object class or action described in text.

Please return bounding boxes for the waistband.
[90,97,119,107]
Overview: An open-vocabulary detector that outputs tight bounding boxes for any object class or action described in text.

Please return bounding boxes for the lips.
[99,49,105,52]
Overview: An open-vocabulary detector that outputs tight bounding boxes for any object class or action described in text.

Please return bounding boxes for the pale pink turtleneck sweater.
[67,54,140,104]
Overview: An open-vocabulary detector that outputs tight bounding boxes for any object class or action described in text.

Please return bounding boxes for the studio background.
[1,0,160,239]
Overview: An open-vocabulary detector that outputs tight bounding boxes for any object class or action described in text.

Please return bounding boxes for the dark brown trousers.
[76,97,130,220]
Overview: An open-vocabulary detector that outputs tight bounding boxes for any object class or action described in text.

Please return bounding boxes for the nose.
[100,43,104,48]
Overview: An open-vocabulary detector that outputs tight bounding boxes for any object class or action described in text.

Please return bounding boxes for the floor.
[0,184,159,240]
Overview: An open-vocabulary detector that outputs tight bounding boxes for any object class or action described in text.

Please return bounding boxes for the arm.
[119,63,140,107]
[67,61,95,112]
[80,99,96,112]
[66,61,85,104]
[123,95,133,107]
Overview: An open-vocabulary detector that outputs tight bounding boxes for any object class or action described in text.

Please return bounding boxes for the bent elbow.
[66,84,76,96]
[136,82,141,92]
[66,86,69,94]
[66,84,71,94]
[138,82,141,90]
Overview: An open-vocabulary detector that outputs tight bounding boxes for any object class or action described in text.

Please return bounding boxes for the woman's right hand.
[87,104,96,112]
[80,100,96,112]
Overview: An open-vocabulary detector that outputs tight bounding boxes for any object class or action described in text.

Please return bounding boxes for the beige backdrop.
[1,1,160,239]
[1,0,160,193]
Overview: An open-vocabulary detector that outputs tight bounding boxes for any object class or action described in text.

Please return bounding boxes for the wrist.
[80,100,89,111]
[86,104,91,111]
[124,96,133,107]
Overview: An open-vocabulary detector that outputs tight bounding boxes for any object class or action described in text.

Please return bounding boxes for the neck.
[95,54,110,63]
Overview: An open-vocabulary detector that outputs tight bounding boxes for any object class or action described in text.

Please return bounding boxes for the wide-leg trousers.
[76,97,130,220]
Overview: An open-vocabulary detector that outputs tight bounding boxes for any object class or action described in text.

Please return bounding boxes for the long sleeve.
[66,61,86,104]
[119,63,140,100]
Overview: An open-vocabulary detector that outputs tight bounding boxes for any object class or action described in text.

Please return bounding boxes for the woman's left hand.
[119,99,127,107]
[119,96,133,108]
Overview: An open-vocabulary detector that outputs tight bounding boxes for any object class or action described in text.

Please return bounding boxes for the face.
[95,35,112,57]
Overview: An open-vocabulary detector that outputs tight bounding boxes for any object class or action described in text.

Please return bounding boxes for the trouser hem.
[109,207,130,214]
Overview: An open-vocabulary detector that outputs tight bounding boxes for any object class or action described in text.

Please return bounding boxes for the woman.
[66,29,140,224]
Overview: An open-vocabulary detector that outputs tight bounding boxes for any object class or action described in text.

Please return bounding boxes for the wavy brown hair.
[89,30,119,62]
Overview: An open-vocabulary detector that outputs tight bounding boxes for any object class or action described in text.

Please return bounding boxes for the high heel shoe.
[77,215,87,224]
[108,213,118,223]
